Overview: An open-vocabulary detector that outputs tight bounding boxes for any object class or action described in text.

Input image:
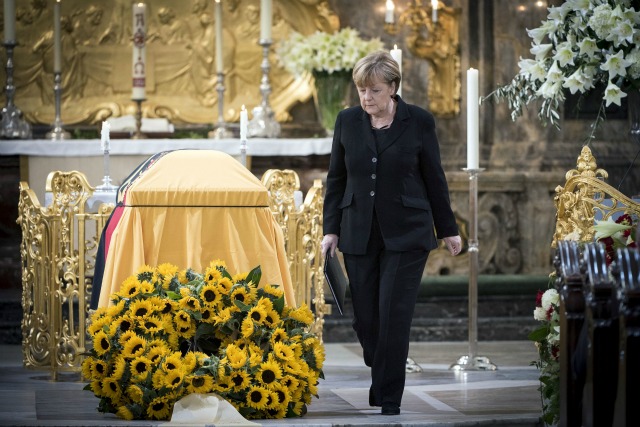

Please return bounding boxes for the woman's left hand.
[443,235,463,256]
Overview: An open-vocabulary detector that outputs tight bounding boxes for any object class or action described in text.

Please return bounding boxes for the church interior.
[0,0,639,426]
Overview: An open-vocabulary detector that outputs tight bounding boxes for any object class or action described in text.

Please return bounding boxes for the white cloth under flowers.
[161,393,259,426]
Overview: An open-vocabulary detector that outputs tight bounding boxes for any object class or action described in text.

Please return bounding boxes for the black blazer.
[323,96,458,255]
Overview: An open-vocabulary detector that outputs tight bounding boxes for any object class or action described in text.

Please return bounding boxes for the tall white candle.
[260,0,272,41]
[467,68,479,169]
[240,105,248,140]
[132,3,147,100]
[385,0,395,24]
[3,0,15,42]
[390,45,402,97]
[431,0,438,23]
[53,0,62,73]
[101,121,111,152]
[214,0,223,74]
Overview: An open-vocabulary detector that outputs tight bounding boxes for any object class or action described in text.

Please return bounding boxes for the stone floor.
[0,341,543,427]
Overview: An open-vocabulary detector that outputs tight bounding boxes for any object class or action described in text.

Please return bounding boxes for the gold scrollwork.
[552,146,640,247]
[261,170,326,341]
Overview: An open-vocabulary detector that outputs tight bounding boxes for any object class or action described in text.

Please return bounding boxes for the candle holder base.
[248,105,280,138]
[449,355,497,371]
[1,105,32,139]
[208,125,234,139]
[95,176,118,193]
[132,98,146,139]
[46,128,71,140]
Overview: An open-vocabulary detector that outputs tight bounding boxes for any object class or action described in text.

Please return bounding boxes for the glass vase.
[312,70,353,137]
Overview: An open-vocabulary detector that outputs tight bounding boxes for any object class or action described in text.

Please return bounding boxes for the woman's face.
[357,78,396,117]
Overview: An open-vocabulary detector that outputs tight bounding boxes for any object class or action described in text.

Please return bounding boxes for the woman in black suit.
[321,51,462,416]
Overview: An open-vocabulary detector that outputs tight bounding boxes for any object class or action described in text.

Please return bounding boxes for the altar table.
[0,138,332,203]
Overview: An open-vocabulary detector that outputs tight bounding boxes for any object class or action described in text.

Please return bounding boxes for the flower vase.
[312,70,352,136]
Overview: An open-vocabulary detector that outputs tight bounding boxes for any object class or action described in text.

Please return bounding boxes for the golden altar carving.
[2,0,338,126]
[18,167,325,377]
[386,0,461,117]
[552,146,640,247]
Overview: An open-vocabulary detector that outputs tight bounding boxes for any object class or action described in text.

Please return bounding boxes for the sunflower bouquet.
[83,260,324,421]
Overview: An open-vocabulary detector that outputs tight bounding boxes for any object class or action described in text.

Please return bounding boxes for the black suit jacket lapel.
[359,109,378,155]
[377,96,410,155]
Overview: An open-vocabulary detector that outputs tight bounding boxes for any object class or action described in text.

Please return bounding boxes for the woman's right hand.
[321,234,339,258]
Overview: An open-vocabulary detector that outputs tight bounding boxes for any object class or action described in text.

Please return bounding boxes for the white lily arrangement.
[484,0,640,135]
[276,28,384,77]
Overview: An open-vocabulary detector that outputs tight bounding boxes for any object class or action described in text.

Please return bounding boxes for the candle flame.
[215,0,220,3]
[386,0,394,11]
[431,0,438,9]
[241,104,246,111]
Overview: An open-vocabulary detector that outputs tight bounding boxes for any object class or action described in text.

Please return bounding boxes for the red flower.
[546,306,554,321]
[536,290,544,307]
[551,345,560,361]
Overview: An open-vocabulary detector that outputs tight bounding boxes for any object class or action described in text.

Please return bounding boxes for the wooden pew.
[612,248,640,427]
[556,240,586,427]
[581,242,619,427]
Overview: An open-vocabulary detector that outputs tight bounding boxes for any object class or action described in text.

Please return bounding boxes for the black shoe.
[369,387,379,407]
[381,403,400,415]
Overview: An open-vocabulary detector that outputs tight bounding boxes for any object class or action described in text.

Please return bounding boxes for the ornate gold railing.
[260,170,326,341]
[552,145,640,246]
[18,171,114,378]
[18,168,325,377]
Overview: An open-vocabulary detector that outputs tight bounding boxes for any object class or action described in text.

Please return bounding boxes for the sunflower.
[282,358,302,376]
[281,374,300,392]
[269,382,291,409]
[173,310,192,329]
[127,384,144,405]
[240,316,254,339]
[177,269,189,284]
[162,352,184,372]
[90,379,105,397]
[212,307,232,325]
[156,263,179,288]
[200,307,215,323]
[264,309,281,327]
[177,321,196,339]
[101,376,122,401]
[287,303,314,326]
[164,369,185,389]
[247,305,268,325]
[257,357,283,389]
[208,258,228,270]
[138,280,155,294]
[273,342,295,362]
[110,356,127,381]
[149,296,175,315]
[186,374,214,394]
[136,264,154,283]
[81,357,93,380]
[178,296,201,312]
[140,316,163,334]
[290,400,306,416]
[146,395,172,420]
[87,314,112,336]
[204,266,222,283]
[225,344,248,369]
[130,356,152,380]
[217,277,233,293]
[245,385,270,410]
[182,352,197,372]
[110,315,135,336]
[200,283,221,307]
[122,334,147,359]
[261,284,284,299]
[116,405,135,421]
[229,369,251,390]
[270,328,289,346]
[93,330,111,356]
[152,369,167,390]
[117,276,142,299]
[232,272,248,283]
[230,286,252,307]
[129,300,153,319]
[212,376,233,394]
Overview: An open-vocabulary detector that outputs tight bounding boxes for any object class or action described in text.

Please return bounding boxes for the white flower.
[603,79,627,106]
[578,37,599,58]
[601,49,633,79]
[563,230,582,241]
[534,306,547,321]
[553,41,576,67]
[518,58,547,82]
[277,28,383,77]
[541,289,559,312]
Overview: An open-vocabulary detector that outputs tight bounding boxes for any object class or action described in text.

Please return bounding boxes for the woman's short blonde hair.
[352,51,401,94]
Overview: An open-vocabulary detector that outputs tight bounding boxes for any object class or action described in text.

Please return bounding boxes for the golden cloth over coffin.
[97,150,295,307]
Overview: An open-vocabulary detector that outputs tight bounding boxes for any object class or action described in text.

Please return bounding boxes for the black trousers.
[342,213,429,407]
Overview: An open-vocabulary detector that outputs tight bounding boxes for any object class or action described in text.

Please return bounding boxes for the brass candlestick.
[209,72,233,139]
[450,168,497,371]
[1,41,32,139]
[132,99,146,139]
[45,71,70,140]
[248,38,280,138]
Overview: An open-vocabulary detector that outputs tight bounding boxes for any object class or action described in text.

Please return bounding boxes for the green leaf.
[246,265,262,286]
[165,291,181,300]
[234,299,251,312]
[273,294,285,313]
[528,326,548,342]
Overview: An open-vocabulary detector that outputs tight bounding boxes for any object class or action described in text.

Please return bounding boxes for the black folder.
[323,253,348,315]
